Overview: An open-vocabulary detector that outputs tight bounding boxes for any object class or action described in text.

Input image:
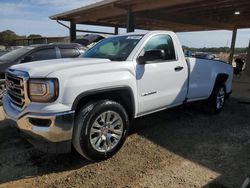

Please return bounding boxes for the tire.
[0,83,6,106]
[207,85,226,114]
[72,100,129,161]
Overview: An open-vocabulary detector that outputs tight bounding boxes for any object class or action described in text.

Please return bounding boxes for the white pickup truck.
[3,31,233,161]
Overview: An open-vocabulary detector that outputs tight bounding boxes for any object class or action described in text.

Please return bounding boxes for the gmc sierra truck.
[3,31,233,161]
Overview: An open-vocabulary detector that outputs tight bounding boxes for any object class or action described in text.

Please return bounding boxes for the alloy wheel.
[89,111,124,153]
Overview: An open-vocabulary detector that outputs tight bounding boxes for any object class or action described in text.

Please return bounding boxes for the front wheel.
[73,100,129,161]
[207,85,226,114]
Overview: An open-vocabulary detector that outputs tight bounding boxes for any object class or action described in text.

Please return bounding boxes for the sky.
[0,0,250,48]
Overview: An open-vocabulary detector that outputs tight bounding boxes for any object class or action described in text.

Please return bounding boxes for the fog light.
[29,118,52,127]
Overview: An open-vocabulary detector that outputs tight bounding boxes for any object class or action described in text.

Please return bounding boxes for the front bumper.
[3,95,75,153]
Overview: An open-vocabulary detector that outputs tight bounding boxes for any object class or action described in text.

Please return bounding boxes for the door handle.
[174,66,184,71]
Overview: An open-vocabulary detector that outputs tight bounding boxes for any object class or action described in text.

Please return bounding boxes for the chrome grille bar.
[6,70,29,109]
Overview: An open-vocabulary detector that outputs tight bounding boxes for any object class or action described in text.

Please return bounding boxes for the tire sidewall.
[74,100,129,161]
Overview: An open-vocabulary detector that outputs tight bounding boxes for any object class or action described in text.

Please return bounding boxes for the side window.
[143,34,176,61]
[60,48,80,58]
[31,48,56,61]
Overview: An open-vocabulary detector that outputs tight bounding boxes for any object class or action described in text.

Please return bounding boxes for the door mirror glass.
[137,49,165,64]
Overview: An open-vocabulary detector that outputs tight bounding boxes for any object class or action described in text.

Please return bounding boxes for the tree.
[0,30,18,46]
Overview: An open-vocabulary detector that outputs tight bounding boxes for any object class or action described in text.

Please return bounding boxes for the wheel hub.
[101,126,109,135]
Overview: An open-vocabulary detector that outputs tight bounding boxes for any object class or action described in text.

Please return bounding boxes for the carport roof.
[50,0,250,32]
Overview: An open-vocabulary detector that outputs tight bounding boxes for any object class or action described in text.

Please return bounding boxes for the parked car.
[3,31,233,161]
[0,43,83,104]
[0,51,7,57]
[73,34,104,51]
[194,52,216,60]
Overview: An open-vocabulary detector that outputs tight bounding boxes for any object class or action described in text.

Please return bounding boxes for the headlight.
[28,78,59,102]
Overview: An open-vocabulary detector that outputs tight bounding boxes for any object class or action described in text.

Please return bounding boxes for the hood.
[0,59,10,64]
[11,58,112,77]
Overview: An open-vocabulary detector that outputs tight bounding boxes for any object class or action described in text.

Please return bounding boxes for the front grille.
[6,72,26,108]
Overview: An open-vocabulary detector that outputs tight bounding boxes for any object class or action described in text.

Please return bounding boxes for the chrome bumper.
[3,95,75,153]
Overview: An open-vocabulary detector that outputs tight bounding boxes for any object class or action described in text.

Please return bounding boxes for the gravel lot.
[0,83,250,188]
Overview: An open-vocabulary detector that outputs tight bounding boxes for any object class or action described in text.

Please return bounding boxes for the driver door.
[136,34,188,115]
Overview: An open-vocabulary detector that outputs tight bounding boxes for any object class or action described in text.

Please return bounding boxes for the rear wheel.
[73,100,129,161]
[207,85,226,114]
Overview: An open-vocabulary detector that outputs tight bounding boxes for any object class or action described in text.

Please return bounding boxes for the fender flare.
[210,73,229,97]
[71,86,136,117]
[214,73,229,86]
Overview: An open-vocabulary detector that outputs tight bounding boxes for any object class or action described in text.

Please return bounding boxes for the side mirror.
[137,49,165,64]
[21,56,33,63]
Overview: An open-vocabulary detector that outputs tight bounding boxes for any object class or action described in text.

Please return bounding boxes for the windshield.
[81,35,143,61]
[0,47,34,63]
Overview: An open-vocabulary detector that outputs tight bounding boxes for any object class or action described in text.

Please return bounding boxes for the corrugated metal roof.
[50,0,118,20]
[50,0,250,32]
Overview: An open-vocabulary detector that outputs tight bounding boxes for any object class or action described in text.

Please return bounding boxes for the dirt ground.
[1,79,250,188]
